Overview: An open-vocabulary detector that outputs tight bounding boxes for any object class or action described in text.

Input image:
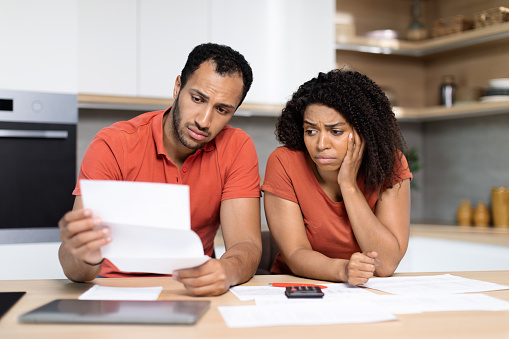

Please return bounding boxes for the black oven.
[0,90,77,243]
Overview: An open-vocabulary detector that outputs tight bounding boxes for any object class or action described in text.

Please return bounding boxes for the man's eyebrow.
[303,120,345,127]
[191,89,209,100]
[191,89,236,110]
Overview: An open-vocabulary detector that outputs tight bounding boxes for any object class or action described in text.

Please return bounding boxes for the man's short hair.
[180,43,253,107]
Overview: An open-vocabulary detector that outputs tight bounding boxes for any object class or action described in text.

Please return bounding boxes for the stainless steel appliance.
[0,90,77,243]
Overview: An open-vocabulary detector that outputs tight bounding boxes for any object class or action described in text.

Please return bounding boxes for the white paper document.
[80,180,210,274]
[361,274,509,295]
[395,294,509,312]
[79,285,163,301]
[218,300,396,328]
[254,293,509,314]
[230,286,287,301]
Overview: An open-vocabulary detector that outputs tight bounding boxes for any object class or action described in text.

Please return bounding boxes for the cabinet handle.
[0,129,68,139]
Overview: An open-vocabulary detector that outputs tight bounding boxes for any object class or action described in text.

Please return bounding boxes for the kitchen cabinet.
[335,0,509,121]
[209,0,335,105]
[138,0,208,98]
[0,0,78,93]
[397,225,509,272]
[0,242,65,280]
[78,0,207,98]
[78,0,335,107]
[78,0,138,97]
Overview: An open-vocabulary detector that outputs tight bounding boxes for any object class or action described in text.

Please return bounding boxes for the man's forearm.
[58,244,101,282]
[220,240,261,287]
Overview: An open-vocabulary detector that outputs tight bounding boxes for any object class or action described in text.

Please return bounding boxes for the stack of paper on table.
[220,276,509,327]
[80,180,209,274]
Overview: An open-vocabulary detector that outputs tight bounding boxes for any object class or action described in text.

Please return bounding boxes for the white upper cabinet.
[138,0,209,98]
[78,0,137,96]
[210,0,335,105]
[0,0,78,93]
[76,0,335,105]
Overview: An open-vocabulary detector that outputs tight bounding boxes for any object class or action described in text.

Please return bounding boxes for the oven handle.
[0,129,68,139]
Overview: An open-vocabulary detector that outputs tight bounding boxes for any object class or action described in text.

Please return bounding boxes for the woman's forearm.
[286,247,349,282]
[341,183,410,276]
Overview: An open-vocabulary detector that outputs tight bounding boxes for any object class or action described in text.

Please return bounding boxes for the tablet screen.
[19,299,210,325]
[0,292,26,319]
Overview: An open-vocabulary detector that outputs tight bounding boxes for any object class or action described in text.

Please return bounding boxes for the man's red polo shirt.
[73,109,261,277]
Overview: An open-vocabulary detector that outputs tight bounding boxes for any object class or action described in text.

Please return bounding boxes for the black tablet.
[19,299,210,325]
[0,292,26,319]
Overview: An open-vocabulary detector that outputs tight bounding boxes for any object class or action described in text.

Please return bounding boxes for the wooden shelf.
[78,94,282,117]
[395,101,509,122]
[336,22,509,57]
[78,94,509,121]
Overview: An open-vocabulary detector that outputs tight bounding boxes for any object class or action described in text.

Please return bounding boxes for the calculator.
[285,286,324,298]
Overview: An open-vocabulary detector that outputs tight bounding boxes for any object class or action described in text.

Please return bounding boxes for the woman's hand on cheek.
[338,131,364,188]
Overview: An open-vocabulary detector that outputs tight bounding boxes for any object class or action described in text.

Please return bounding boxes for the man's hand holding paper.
[79,180,210,275]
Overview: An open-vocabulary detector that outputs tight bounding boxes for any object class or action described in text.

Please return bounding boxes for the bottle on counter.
[440,75,457,107]
[456,199,473,226]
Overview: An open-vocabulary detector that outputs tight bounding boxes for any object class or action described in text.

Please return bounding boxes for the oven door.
[0,121,76,229]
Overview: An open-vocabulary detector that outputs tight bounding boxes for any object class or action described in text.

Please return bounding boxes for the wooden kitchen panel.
[336,50,426,108]
[336,0,415,37]
[423,41,509,106]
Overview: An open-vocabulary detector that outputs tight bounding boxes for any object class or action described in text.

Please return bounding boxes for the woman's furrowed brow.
[303,120,345,127]
[325,122,346,127]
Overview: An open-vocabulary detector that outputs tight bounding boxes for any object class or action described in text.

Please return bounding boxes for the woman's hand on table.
[344,251,378,285]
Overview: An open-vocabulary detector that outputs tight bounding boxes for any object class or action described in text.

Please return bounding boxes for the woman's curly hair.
[276,69,407,193]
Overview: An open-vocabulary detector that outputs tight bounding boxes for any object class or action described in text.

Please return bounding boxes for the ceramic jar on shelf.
[492,186,509,228]
[473,201,490,227]
[456,199,473,226]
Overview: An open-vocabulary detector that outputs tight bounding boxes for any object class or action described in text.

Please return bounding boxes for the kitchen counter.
[410,224,509,247]
[3,272,509,339]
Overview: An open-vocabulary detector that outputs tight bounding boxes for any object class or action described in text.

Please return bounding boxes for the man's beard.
[172,95,210,150]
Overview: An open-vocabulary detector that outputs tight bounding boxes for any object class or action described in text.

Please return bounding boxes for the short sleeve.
[221,132,261,200]
[72,128,124,195]
[383,152,413,190]
[261,148,299,204]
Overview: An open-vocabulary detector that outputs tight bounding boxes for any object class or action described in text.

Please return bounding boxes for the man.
[58,43,262,296]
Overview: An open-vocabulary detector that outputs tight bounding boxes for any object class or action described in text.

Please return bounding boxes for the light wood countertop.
[2,272,509,339]
[410,224,509,247]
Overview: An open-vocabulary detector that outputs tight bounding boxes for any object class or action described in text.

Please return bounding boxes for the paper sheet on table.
[218,300,396,328]
[79,285,163,301]
[362,274,509,295]
[80,180,209,274]
[230,283,376,301]
[382,294,509,313]
[255,293,509,314]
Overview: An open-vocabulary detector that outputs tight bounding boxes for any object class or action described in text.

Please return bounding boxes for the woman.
[261,69,412,285]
